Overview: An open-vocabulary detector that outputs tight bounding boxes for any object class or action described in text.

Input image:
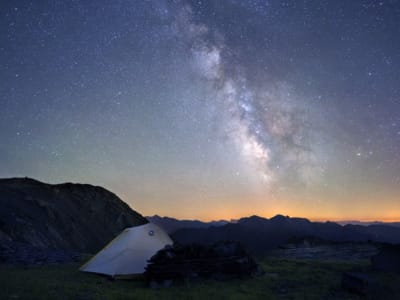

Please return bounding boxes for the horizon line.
[146,214,400,223]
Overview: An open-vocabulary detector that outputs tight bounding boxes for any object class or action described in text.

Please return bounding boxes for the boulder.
[371,245,400,273]
[341,272,376,296]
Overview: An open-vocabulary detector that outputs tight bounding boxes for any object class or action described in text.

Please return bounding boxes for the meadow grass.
[1,257,397,299]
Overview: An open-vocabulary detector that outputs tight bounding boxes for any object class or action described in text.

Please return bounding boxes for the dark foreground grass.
[1,258,398,300]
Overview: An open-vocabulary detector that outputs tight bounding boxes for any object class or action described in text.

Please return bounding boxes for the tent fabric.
[80,223,173,276]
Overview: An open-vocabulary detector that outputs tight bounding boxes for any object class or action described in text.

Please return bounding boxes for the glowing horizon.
[138,206,400,224]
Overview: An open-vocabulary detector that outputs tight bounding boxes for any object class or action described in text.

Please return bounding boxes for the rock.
[162,279,173,288]
[371,245,400,273]
[341,272,376,296]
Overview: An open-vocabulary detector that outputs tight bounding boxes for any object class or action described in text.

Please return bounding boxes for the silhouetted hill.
[172,215,400,254]
[0,177,148,254]
[146,215,228,234]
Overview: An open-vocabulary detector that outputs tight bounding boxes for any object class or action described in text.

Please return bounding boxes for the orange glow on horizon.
[142,209,400,223]
[125,187,400,224]
[138,199,400,223]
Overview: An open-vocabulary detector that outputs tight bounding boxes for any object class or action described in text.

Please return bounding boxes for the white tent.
[80,223,172,278]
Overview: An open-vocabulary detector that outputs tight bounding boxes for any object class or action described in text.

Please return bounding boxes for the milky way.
[1,0,399,220]
[166,2,324,188]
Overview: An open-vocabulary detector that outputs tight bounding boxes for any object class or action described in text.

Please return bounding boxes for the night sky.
[1,0,399,221]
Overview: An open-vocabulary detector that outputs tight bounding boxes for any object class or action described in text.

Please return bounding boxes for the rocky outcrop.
[145,241,263,286]
[0,177,148,254]
[371,245,400,273]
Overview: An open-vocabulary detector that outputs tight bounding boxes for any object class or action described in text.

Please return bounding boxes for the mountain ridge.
[0,177,148,254]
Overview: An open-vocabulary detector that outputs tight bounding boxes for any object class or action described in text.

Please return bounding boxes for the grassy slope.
[1,258,398,300]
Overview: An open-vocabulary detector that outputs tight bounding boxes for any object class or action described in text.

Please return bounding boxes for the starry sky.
[1,0,399,221]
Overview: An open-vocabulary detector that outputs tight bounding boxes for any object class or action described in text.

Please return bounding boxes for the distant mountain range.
[337,220,400,227]
[146,215,228,234]
[169,215,400,254]
[148,215,400,233]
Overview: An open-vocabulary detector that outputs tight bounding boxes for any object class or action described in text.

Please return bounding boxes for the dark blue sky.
[1,0,399,221]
